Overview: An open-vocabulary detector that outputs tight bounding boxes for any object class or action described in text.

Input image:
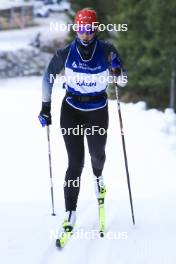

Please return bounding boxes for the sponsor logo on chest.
[76,80,97,87]
[72,61,101,71]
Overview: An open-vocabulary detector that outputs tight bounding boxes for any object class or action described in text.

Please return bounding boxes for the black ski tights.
[60,97,109,211]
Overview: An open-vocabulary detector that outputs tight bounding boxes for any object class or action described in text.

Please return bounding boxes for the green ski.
[98,186,106,237]
[56,220,74,248]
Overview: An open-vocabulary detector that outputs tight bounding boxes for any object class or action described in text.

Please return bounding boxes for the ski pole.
[46,125,56,216]
[115,84,135,225]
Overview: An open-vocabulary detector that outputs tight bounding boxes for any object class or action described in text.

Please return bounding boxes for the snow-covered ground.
[0,13,68,51]
[0,76,176,264]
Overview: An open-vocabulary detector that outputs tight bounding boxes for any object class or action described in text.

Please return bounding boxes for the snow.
[0,76,176,263]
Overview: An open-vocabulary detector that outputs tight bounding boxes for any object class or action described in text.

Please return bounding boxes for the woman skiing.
[39,8,127,247]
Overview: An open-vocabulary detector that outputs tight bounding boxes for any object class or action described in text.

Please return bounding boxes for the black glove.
[38,102,52,127]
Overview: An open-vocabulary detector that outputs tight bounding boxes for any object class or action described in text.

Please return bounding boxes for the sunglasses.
[76,26,96,35]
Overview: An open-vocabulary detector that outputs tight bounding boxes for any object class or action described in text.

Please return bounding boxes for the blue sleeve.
[107,43,122,69]
[100,40,123,73]
[110,51,122,68]
[42,44,70,102]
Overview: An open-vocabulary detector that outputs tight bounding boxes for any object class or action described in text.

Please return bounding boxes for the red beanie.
[74,9,97,26]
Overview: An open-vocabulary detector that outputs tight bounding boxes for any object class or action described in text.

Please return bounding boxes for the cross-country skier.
[38,8,127,247]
